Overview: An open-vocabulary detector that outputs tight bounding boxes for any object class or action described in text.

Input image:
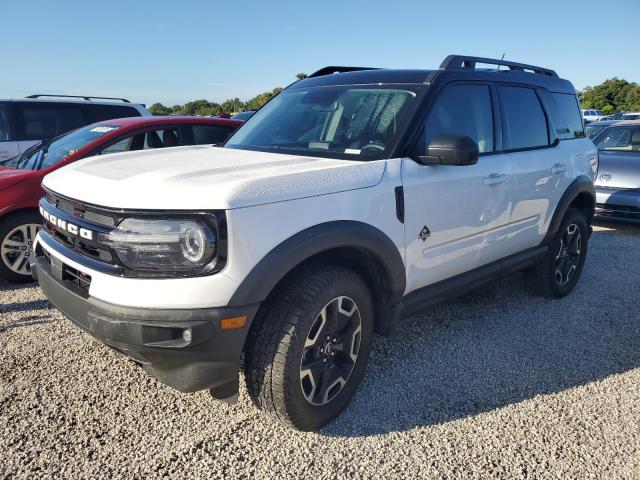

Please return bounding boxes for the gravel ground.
[1,221,639,479]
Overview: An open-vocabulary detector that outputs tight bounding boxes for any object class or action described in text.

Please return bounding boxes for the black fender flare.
[542,175,595,245]
[227,221,406,309]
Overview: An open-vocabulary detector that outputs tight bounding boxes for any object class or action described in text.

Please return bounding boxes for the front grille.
[45,191,116,227]
[42,190,118,266]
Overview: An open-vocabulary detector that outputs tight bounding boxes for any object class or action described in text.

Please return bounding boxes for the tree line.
[149,75,640,117]
[148,73,308,116]
[578,78,640,114]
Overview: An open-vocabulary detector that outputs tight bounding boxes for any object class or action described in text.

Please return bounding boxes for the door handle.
[551,163,568,175]
[483,173,507,186]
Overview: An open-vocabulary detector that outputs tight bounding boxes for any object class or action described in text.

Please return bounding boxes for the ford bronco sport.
[32,56,598,431]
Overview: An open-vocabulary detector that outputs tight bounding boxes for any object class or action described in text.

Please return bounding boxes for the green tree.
[579,78,640,112]
[296,72,308,80]
[148,102,171,115]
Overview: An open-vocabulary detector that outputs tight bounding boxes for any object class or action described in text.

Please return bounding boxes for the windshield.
[225,86,419,160]
[594,125,640,151]
[6,124,120,170]
[585,124,608,139]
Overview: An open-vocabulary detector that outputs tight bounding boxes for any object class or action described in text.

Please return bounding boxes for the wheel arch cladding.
[543,176,595,245]
[228,221,406,336]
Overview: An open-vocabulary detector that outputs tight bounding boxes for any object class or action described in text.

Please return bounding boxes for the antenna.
[496,53,506,71]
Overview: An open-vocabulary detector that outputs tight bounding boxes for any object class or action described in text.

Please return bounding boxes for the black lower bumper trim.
[33,255,259,393]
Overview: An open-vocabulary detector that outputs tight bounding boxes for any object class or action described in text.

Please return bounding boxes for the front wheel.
[525,208,589,298]
[244,265,374,431]
[0,211,41,283]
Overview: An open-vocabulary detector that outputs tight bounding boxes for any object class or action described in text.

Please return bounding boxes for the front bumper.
[595,187,640,223]
[32,254,259,395]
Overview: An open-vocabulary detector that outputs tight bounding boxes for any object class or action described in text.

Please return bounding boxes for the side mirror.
[417,134,479,166]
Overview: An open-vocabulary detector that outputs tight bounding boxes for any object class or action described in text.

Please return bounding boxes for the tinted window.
[549,93,585,139]
[423,84,494,153]
[91,104,141,122]
[16,103,86,140]
[192,125,235,145]
[500,87,548,150]
[0,103,9,141]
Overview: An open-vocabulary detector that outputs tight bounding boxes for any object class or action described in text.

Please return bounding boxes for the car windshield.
[6,124,120,170]
[225,85,419,160]
[585,123,608,139]
[594,126,640,151]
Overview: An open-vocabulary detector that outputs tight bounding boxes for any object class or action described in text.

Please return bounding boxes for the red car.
[0,115,242,282]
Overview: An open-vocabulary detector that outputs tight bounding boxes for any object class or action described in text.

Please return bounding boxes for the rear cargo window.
[550,93,585,139]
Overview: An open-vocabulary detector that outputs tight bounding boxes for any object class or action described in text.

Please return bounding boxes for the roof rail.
[439,55,558,77]
[308,66,378,78]
[26,94,132,103]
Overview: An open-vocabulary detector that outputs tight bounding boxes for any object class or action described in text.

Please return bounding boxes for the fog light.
[182,329,192,343]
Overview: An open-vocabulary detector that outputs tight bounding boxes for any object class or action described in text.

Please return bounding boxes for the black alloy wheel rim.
[299,296,362,406]
[555,223,582,286]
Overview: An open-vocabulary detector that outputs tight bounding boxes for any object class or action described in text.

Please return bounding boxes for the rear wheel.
[525,208,589,298]
[0,211,41,283]
[244,265,374,431]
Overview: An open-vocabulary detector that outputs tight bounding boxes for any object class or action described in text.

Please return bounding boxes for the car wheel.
[0,211,41,283]
[525,207,589,298]
[244,265,374,431]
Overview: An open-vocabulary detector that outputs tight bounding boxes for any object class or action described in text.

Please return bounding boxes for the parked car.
[582,109,606,122]
[0,95,150,164]
[32,55,597,431]
[621,112,640,121]
[592,120,640,222]
[585,119,619,139]
[231,110,256,121]
[0,115,241,282]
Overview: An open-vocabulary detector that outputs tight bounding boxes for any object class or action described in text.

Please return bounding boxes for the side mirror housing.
[417,134,479,166]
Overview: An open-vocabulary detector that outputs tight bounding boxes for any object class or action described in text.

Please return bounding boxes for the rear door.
[499,85,565,252]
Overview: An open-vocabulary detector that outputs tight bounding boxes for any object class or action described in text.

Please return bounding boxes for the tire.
[244,264,374,431]
[0,211,41,283]
[525,207,589,298]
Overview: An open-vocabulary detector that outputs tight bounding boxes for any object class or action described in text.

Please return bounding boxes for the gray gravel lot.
[1,221,639,479]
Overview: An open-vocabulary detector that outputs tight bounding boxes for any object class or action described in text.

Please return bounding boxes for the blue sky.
[2,0,638,106]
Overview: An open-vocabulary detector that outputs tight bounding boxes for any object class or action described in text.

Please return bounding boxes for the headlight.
[102,218,217,272]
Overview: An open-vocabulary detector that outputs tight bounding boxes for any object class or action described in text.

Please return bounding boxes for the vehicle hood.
[0,167,33,190]
[42,146,386,210]
[595,151,640,189]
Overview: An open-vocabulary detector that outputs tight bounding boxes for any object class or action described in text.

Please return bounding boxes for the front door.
[402,83,513,294]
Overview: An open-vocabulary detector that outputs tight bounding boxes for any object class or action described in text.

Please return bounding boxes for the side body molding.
[228,220,406,310]
[542,175,595,245]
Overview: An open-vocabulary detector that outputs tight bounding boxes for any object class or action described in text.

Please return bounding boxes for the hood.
[595,151,640,189]
[0,167,33,190]
[42,146,386,210]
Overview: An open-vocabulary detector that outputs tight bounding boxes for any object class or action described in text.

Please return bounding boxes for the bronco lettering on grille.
[39,206,94,241]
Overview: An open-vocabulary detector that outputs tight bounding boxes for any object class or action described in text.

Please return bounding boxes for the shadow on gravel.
[323,228,640,437]
[0,300,53,313]
[0,315,55,333]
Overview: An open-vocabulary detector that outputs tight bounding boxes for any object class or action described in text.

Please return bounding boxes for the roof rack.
[26,94,131,103]
[439,55,558,77]
[308,66,378,78]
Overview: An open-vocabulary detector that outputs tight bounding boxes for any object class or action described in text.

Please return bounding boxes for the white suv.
[581,109,606,122]
[32,56,598,431]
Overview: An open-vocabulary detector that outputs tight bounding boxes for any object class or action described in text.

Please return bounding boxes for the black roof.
[293,55,576,95]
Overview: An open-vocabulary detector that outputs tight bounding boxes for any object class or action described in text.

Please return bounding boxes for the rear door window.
[15,102,88,140]
[499,87,549,150]
[90,104,141,122]
[191,124,236,145]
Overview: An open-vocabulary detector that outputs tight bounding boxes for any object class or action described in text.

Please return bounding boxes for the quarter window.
[500,87,549,150]
[423,84,494,153]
